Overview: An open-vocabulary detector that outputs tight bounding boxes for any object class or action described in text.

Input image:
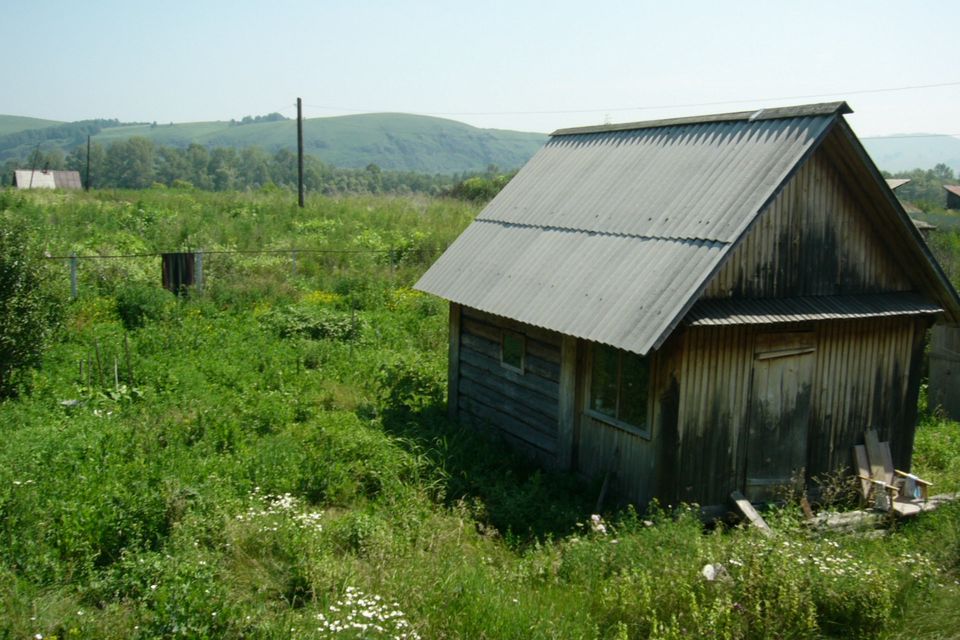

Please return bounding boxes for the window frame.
[584,343,651,439]
[499,329,526,374]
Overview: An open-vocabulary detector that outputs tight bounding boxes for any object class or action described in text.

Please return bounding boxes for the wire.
[43,247,444,260]
[301,80,960,118]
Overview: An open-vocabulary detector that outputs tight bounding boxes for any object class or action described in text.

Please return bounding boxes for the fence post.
[194,250,204,294]
[69,253,78,300]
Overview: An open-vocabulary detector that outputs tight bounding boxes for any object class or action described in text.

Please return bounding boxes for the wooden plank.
[852,444,871,499]
[461,306,562,350]
[459,332,560,381]
[556,335,577,470]
[864,429,893,485]
[458,376,558,431]
[459,396,557,454]
[460,349,560,399]
[448,303,461,420]
[458,359,559,413]
[730,490,773,537]
[462,316,561,364]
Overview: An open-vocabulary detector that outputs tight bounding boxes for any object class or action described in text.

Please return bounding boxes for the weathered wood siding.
[809,316,926,474]
[455,306,563,463]
[575,335,683,506]
[664,326,753,507]
[706,149,912,298]
[930,324,960,421]
[655,317,925,508]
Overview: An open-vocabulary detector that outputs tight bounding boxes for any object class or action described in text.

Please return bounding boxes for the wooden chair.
[852,429,932,514]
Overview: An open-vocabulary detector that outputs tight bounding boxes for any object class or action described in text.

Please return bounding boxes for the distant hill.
[0,114,63,136]
[0,113,547,174]
[862,134,960,174]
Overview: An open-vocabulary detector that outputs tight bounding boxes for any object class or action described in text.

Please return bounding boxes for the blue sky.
[3,0,959,136]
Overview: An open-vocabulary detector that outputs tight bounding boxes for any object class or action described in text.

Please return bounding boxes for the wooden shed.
[415,102,960,511]
[945,185,960,210]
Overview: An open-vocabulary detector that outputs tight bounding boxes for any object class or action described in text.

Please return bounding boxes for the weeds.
[1,188,959,639]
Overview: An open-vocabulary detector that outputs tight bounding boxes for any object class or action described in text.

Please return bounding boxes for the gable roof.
[416,102,960,354]
[13,169,82,190]
[945,185,960,198]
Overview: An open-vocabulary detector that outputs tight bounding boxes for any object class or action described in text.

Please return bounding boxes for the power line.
[302,80,960,118]
[860,132,960,140]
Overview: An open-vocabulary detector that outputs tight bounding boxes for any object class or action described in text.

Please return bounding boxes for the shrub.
[0,222,62,397]
[261,304,364,342]
[376,357,443,413]
[114,283,171,329]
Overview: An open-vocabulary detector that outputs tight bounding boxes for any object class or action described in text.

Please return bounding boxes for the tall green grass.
[1,188,959,638]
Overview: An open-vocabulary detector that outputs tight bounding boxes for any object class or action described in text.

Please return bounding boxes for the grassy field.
[2,188,960,639]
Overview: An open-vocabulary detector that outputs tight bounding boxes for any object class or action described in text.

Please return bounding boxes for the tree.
[105,137,156,188]
[0,222,62,397]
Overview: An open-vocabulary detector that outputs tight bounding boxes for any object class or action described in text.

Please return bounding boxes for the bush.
[0,222,62,397]
[114,283,172,329]
[261,304,364,342]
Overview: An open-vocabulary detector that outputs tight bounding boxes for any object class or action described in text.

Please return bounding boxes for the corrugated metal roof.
[552,101,851,136]
[416,220,725,353]
[479,115,833,242]
[52,170,82,189]
[14,169,56,189]
[885,178,910,191]
[416,101,960,354]
[13,169,82,189]
[685,294,942,326]
[945,185,960,197]
[417,103,845,354]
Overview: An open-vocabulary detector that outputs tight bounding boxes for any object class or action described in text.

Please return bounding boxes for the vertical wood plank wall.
[455,307,563,464]
[659,318,922,507]
[706,149,912,298]
[576,334,684,506]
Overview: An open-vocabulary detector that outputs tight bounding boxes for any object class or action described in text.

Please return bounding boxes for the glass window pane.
[501,332,524,371]
[590,344,619,417]
[619,352,649,427]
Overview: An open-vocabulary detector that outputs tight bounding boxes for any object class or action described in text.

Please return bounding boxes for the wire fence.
[43,246,446,300]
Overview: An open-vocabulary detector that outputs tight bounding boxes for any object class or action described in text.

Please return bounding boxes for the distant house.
[12,169,82,190]
[886,180,935,235]
[416,102,960,511]
[945,185,960,210]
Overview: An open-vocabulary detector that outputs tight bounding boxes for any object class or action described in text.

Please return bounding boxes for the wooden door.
[744,333,816,502]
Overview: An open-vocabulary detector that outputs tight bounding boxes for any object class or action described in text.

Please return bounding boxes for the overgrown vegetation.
[1,187,959,638]
[0,218,63,397]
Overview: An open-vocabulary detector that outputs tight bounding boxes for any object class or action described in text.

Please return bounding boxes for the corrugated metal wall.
[455,307,562,463]
[706,149,912,298]
[655,317,923,507]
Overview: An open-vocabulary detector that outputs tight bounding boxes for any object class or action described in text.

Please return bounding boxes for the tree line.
[882,163,958,209]
[0,137,513,197]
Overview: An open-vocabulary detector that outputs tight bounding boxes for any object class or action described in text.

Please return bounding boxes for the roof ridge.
[551,101,851,137]
[473,218,730,245]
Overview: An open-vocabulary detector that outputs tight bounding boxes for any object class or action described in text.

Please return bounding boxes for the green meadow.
[2,187,960,639]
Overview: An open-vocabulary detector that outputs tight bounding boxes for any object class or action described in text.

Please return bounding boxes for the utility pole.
[85,135,91,191]
[297,97,304,208]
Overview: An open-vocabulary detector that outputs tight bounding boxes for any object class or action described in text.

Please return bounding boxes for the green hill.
[0,112,547,174]
[91,113,547,173]
[0,114,63,136]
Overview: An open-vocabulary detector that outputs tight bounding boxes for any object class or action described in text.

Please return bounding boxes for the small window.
[588,343,650,435]
[500,331,525,373]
